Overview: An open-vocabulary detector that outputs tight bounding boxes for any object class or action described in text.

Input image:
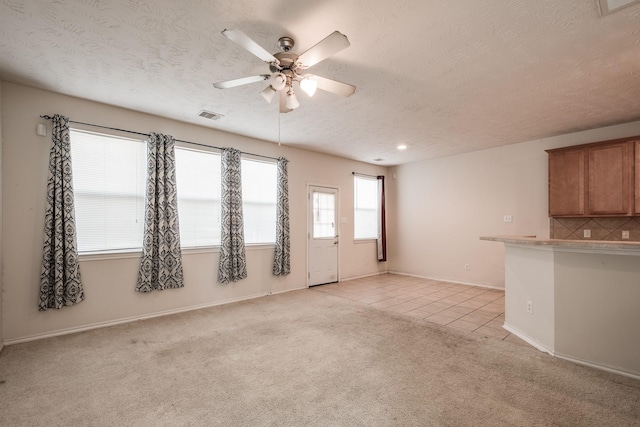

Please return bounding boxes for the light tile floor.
[312,273,527,345]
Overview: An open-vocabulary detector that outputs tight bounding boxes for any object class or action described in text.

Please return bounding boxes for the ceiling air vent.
[198,110,224,120]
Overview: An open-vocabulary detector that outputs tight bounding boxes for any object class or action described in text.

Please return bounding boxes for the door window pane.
[313,191,336,238]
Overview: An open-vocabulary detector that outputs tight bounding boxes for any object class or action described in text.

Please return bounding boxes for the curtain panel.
[377,175,387,262]
[218,147,247,284]
[39,114,85,310]
[273,157,290,276]
[136,133,185,292]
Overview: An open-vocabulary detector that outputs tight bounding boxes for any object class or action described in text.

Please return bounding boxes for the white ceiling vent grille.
[198,110,224,120]
[597,0,640,15]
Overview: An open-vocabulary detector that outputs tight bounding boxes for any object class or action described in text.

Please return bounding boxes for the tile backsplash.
[550,217,640,241]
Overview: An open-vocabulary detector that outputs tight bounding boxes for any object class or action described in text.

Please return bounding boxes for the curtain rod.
[40,115,280,161]
[352,171,383,178]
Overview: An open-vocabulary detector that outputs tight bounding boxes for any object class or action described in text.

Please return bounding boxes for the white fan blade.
[298,31,350,68]
[222,29,278,64]
[279,90,293,113]
[314,75,356,97]
[213,75,270,89]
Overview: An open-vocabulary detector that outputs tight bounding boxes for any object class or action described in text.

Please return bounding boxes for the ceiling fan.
[213,29,356,113]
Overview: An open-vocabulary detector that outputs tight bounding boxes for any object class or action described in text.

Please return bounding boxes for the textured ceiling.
[1,0,639,165]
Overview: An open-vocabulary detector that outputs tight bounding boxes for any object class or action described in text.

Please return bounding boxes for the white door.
[308,186,339,286]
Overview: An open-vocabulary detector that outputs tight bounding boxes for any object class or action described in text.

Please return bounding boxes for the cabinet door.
[636,141,640,214]
[588,141,633,216]
[548,148,586,216]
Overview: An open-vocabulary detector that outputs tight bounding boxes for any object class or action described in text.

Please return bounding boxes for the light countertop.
[480,235,640,252]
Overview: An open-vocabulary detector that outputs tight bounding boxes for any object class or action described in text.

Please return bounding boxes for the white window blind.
[71,130,278,252]
[70,129,146,252]
[242,158,277,244]
[354,175,378,239]
[174,147,222,247]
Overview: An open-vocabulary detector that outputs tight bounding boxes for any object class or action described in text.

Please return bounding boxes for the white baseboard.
[270,285,308,295]
[554,352,640,381]
[502,324,640,381]
[502,323,554,355]
[387,271,504,290]
[4,291,276,346]
[340,271,389,282]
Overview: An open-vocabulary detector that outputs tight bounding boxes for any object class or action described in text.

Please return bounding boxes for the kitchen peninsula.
[481,235,640,380]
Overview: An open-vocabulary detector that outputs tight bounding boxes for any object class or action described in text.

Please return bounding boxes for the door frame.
[306,183,341,287]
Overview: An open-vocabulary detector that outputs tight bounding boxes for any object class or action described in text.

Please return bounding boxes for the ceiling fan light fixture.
[272,73,287,91]
[286,89,300,109]
[261,85,277,103]
[300,76,318,97]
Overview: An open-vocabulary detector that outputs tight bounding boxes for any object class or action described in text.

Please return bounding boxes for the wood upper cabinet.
[548,147,586,216]
[588,141,633,216]
[636,140,640,214]
[547,138,636,217]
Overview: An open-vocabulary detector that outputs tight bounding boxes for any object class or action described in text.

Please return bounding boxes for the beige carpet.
[0,287,639,426]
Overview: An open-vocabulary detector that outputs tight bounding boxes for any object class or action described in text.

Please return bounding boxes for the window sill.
[79,249,143,262]
[79,243,276,261]
[354,238,377,244]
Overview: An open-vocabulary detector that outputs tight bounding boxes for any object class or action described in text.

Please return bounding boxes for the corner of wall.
[0,78,4,353]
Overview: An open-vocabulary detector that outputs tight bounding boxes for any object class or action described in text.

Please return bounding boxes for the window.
[242,158,277,244]
[174,147,222,247]
[71,129,278,253]
[354,175,378,239]
[174,150,277,247]
[70,129,146,252]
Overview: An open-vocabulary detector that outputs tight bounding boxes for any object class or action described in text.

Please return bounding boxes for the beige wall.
[504,245,556,353]
[554,250,640,377]
[1,82,387,343]
[388,120,640,288]
[501,242,640,378]
[0,80,3,352]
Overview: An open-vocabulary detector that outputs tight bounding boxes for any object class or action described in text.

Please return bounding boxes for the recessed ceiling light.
[397,144,407,150]
[374,158,384,162]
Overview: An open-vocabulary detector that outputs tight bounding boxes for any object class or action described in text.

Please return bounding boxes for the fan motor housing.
[271,52,300,74]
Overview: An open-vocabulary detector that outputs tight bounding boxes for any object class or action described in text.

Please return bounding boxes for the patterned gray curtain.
[39,114,85,310]
[218,147,247,284]
[377,175,387,262]
[136,133,184,292]
[273,157,290,276]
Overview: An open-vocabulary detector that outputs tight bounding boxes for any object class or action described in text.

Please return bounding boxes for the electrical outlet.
[622,230,630,240]
[464,264,470,271]
[526,301,533,314]
[503,214,513,223]
[583,229,591,238]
